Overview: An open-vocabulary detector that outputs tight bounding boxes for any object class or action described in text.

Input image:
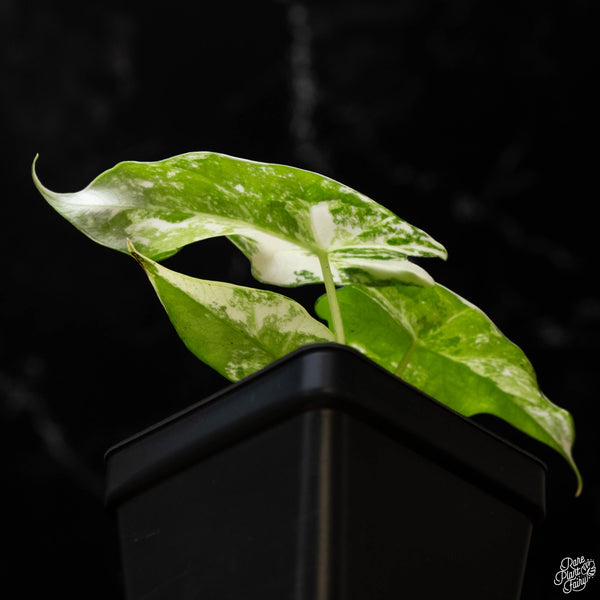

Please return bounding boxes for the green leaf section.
[32,152,446,287]
[128,242,334,382]
[316,284,582,495]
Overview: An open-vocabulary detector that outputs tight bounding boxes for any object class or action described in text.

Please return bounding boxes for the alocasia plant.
[32,151,582,494]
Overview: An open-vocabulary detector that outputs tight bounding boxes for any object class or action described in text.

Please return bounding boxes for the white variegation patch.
[310,202,336,249]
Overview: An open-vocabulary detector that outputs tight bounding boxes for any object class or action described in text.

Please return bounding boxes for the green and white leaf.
[33,152,446,287]
[128,242,334,381]
[316,283,582,494]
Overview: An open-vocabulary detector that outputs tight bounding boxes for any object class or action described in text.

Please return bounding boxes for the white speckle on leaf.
[234,184,245,193]
[126,217,183,235]
[358,193,375,204]
[223,301,252,326]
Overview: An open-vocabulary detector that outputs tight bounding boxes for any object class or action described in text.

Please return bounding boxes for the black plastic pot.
[105,343,546,600]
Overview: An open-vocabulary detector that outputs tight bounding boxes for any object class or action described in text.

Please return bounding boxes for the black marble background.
[2,0,599,598]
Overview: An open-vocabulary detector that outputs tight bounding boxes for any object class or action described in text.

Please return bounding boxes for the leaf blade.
[316,283,582,494]
[129,243,334,381]
[33,152,446,286]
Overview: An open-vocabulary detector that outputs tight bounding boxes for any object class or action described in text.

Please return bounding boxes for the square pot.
[105,343,546,600]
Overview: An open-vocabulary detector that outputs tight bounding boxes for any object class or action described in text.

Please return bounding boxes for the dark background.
[2,0,598,597]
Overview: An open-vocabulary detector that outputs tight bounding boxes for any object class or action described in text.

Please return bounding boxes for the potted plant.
[33,151,581,599]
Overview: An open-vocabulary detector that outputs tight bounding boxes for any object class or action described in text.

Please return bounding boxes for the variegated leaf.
[128,242,334,381]
[316,283,582,494]
[33,152,446,286]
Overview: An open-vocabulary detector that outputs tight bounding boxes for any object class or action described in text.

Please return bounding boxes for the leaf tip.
[31,153,56,201]
[127,238,148,270]
[562,446,583,497]
[31,153,43,189]
[574,466,584,498]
